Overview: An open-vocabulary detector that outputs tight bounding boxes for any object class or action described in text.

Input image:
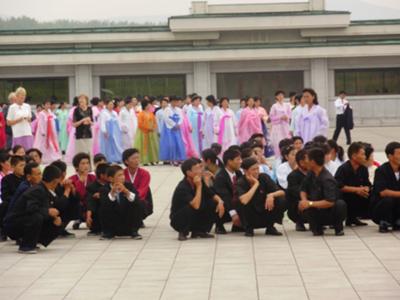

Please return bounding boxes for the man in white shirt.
[332,91,351,145]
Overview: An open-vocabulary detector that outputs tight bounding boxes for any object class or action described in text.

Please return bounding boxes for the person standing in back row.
[332,91,352,145]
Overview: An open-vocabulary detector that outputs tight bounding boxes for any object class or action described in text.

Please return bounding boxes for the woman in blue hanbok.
[186,95,204,155]
[159,98,186,166]
[99,99,123,163]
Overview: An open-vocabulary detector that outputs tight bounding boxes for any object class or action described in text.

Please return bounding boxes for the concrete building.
[0,0,400,126]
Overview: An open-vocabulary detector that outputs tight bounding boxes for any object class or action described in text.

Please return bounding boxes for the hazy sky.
[0,0,399,21]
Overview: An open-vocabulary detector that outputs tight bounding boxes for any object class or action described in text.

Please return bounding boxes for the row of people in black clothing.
[169,141,400,240]
[0,149,153,253]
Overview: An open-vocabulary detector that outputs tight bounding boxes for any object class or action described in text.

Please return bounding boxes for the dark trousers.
[215,202,233,228]
[5,213,60,248]
[287,201,307,224]
[59,198,80,230]
[142,190,154,220]
[0,201,9,231]
[332,114,351,145]
[100,200,144,236]
[344,195,370,220]
[302,200,347,232]
[371,197,400,225]
[170,202,216,234]
[238,197,287,230]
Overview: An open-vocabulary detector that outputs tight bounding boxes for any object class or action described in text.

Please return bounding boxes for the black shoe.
[87,231,101,236]
[178,232,188,241]
[379,221,390,233]
[346,218,368,227]
[215,225,227,235]
[131,232,143,240]
[0,228,7,242]
[312,230,324,236]
[59,229,76,238]
[265,226,283,236]
[295,222,307,232]
[335,230,345,236]
[18,246,37,254]
[244,228,254,237]
[393,219,400,231]
[100,233,114,240]
[191,232,214,239]
[231,225,245,233]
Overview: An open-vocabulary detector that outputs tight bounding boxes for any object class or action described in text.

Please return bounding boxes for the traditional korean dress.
[159,106,186,162]
[119,106,138,151]
[0,112,6,150]
[269,102,292,156]
[33,110,62,164]
[56,108,69,153]
[134,111,159,164]
[237,107,262,144]
[91,105,102,155]
[65,107,76,164]
[187,105,204,154]
[99,109,123,163]
[295,104,329,143]
[180,112,198,158]
[215,107,237,154]
[203,106,220,149]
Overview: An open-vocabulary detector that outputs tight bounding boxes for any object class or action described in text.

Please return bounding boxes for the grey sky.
[0,0,399,22]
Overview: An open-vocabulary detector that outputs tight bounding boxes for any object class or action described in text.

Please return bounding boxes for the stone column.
[74,65,93,98]
[193,62,212,97]
[310,58,329,109]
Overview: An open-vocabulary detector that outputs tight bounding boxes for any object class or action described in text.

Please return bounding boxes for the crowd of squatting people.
[0,86,399,251]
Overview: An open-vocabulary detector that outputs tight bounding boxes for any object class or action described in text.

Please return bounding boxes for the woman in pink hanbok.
[65,97,78,163]
[269,91,292,156]
[33,100,62,164]
[215,97,237,154]
[238,97,262,144]
[295,88,329,143]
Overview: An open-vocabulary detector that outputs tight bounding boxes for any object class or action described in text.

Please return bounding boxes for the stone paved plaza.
[0,127,400,300]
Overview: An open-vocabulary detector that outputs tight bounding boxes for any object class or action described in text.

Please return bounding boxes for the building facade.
[1,0,400,126]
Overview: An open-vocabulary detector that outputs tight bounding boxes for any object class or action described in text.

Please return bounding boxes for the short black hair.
[279,138,293,153]
[292,136,303,144]
[241,148,254,160]
[96,163,110,178]
[313,135,328,144]
[308,148,325,166]
[241,157,258,170]
[50,160,67,173]
[205,95,217,106]
[210,143,222,155]
[363,143,374,161]
[289,92,297,98]
[91,97,100,106]
[181,158,202,176]
[42,165,62,183]
[72,152,91,170]
[295,149,308,165]
[339,91,346,95]
[10,155,25,166]
[303,88,319,105]
[281,145,295,163]
[12,145,24,154]
[141,99,150,110]
[385,141,400,157]
[202,149,217,165]
[0,152,10,171]
[93,153,107,165]
[26,148,43,159]
[347,142,364,160]
[275,90,285,97]
[223,149,241,166]
[106,164,123,178]
[122,148,139,166]
[327,139,339,153]
[314,142,330,155]
[250,133,264,140]
[227,145,241,153]
[24,162,39,176]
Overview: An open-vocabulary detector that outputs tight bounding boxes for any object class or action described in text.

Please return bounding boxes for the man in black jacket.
[286,149,309,232]
[370,142,400,233]
[213,149,243,234]
[50,160,80,238]
[170,158,225,241]
[4,165,63,253]
[86,163,109,236]
[0,155,25,241]
[99,165,144,240]
[236,157,287,237]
